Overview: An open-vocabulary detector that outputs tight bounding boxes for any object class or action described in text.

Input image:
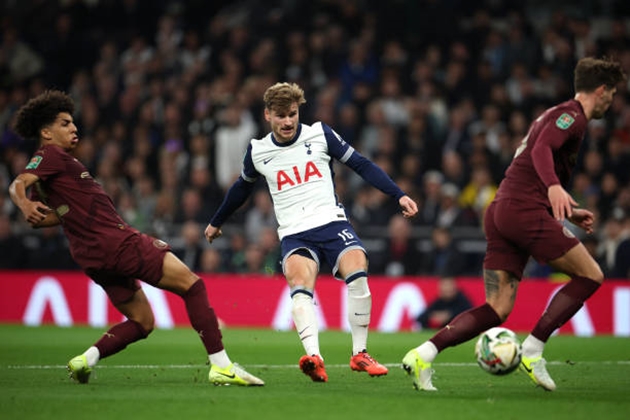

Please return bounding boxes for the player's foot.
[402,348,437,391]
[209,363,265,386]
[299,354,328,382]
[67,355,92,384]
[520,356,556,391]
[350,350,388,376]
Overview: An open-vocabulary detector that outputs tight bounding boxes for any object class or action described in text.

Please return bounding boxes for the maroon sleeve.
[23,147,65,181]
[530,121,570,187]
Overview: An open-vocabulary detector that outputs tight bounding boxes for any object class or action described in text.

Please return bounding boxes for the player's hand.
[21,200,52,226]
[204,224,223,243]
[548,184,577,221]
[568,208,595,234]
[399,195,418,218]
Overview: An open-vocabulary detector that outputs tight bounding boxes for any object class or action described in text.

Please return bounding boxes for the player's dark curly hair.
[574,57,626,92]
[13,90,75,140]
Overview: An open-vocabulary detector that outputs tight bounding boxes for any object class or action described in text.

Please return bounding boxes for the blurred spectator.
[214,100,258,191]
[0,26,44,85]
[419,170,443,225]
[0,213,27,268]
[258,226,282,274]
[459,166,497,222]
[468,103,507,155]
[24,226,77,270]
[441,150,467,189]
[439,182,479,228]
[339,39,378,105]
[174,187,206,224]
[416,277,473,330]
[187,159,224,218]
[234,243,266,274]
[598,209,629,276]
[420,226,469,277]
[370,214,422,276]
[173,221,204,272]
[225,231,247,272]
[244,189,278,244]
[611,212,630,279]
[199,247,225,273]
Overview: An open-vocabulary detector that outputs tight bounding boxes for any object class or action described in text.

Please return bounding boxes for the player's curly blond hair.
[263,82,306,112]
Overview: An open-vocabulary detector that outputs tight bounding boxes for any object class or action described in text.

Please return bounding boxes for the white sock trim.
[84,346,100,368]
[209,349,232,369]
[522,335,545,358]
[416,341,438,363]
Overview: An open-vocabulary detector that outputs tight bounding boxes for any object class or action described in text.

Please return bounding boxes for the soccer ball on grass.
[475,327,522,375]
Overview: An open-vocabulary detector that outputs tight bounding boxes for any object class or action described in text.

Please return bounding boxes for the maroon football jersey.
[495,99,587,207]
[23,144,137,268]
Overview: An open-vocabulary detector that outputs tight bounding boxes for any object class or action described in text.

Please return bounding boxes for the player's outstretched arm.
[205,176,256,242]
[399,195,418,218]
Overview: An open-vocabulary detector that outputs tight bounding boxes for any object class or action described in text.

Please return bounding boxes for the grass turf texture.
[1,325,629,420]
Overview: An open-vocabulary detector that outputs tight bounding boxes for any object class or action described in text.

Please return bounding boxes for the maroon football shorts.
[483,198,580,279]
[85,233,171,304]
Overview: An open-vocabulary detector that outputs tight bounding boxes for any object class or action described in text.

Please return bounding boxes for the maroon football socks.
[430,303,501,352]
[531,276,600,342]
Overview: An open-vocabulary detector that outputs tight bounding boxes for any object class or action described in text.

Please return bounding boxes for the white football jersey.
[242,122,353,239]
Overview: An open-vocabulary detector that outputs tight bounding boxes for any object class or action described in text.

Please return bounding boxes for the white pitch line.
[6,361,630,370]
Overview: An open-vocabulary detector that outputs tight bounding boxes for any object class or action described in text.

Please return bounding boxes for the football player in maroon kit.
[403,57,626,392]
[9,90,264,386]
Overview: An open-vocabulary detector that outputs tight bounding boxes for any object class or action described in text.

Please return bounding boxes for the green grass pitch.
[1,325,629,420]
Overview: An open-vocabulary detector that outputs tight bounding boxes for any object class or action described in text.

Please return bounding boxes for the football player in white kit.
[205,82,418,382]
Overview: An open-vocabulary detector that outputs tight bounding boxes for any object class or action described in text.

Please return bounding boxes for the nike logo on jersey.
[344,240,357,246]
[263,157,274,164]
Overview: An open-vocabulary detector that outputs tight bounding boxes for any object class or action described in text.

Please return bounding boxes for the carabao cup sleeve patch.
[26,156,43,169]
[555,113,575,130]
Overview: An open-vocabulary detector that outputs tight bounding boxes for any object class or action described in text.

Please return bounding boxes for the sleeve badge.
[25,156,43,169]
[555,113,575,130]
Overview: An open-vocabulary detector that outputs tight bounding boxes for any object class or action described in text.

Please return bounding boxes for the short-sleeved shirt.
[23,144,142,269]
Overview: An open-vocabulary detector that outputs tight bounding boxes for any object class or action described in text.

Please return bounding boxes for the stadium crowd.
[1,0,630,279]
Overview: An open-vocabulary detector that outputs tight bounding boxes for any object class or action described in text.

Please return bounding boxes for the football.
[475,327,522,375]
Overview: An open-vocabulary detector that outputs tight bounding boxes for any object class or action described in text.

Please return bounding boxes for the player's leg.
[158,251,263,386]
[68,283,153,384]
[284,251,327,381]
[402,269,516,390]
[337,249,387,377]
[529,242,603,347]
[519,242,603,390]
[403,200,524,391]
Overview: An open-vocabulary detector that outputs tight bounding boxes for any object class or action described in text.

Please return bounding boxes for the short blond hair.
[263,82,306,112]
